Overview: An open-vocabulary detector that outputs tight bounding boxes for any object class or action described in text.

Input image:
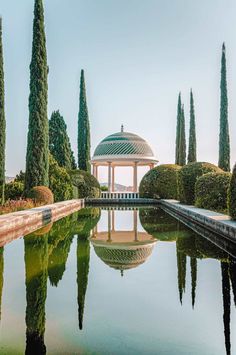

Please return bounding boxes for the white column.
[92,164,95,177]
[108,162,112,192]
[95,165,98,179]
[112,166,115,192]
[133,162,138,193]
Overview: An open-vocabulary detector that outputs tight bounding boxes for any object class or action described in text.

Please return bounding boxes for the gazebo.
[91,126,158,193]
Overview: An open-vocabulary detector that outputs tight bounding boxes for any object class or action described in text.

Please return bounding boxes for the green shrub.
[49,155,73,202]
[178,162,223,205]
[139,164,181,199]
[195,172,231,212]
[228,164,236,220]
[27,186,54,205]
[5,181,24,200]
[69,170,101,199]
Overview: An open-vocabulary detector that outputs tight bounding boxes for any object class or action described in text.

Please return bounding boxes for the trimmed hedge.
[27,186,54,205]
[5,181,24,200]
[139,164,181,199]
[228,164,236,220]
[69,170,101,199]
[49,155,73,202]
[195,172,231,212]
[178,162,223,205]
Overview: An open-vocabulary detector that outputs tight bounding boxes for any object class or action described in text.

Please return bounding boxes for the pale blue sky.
[1,0,236,185]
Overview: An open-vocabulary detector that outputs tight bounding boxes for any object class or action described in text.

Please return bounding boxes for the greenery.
[15,170,25,183]
[195,172,231,212]
[49,110,76,170]
[0,19,6,205]
[69,170,100,199]
[139,164,181,199]
[5,181,24,200]
[179,105,186,166]
[0,248,3,320]
[78,70,91,172]
[228,164,236,220]
[178,162,223,205]
[190,257,197,308]
[25,0,49,192]
[49,155,73,202]
[188,89,197,163]
[27,186,54,205]
[219,43,230,172]
[175,93,182,165]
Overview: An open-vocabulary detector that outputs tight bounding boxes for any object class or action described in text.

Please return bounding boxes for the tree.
[25,0,49,192]
[175,93,182,165]
[188,89,197,163]
[0,18,6,205]
[219,43,230,172]
[78,70,91,172]
[49,110,76,170]
[178,105,186,166]
[228,164,236,220]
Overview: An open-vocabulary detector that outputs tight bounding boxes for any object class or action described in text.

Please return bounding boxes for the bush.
[178,162,223,205]
[139,164,181,199]
[69,170,101,198]
[0,199,35,215]
[27,186,54,205]
[195,172,231,212]
[228,164,236,220]
[49,155,73,202]
[5,181,24,200]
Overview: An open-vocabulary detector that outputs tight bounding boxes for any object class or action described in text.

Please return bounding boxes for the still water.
[0,206,236,355]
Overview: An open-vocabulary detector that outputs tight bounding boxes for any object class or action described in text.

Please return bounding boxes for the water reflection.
[0,247,3,321]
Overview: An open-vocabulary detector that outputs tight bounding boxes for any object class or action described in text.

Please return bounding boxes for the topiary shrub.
[27,186,54,205]
[69,170,101,199]
[5,181,24,200]
[49,155,73,202]
[195,172,231,212]
[228,164,236,220]
[139,164,181,199]
[178,162,223,205]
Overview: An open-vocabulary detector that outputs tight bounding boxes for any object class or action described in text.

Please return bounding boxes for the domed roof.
[92,127,158,164]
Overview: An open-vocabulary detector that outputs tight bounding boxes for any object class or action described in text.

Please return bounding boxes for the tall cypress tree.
[221,262,231,355]
[78,70,91,172]
[178,105,186,166]
[0,18,6,205]
[188,89,197,163]
[175,93,182,165]
[219,43,230,172]
[49,110,76,170]
[25,0,49,191]
[190,257,197,308]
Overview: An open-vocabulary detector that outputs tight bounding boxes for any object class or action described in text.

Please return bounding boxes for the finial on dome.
[121,124,124,132]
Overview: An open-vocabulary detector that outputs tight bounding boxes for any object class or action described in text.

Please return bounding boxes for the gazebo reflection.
[90,209,157,275]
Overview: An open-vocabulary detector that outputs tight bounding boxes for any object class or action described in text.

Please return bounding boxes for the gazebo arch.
[91,126,158,193]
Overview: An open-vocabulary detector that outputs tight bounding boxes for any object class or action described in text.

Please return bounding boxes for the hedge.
[49,155,73,202]
[139,164,181,199]
[27,186,54,205]
[178,162,223,205]
[5,181,24,200]
[228,164,236,220]
[69,170,101,199]
[195,172,231,212]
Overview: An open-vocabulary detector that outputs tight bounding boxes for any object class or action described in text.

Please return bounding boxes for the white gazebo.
[91,126,158,193]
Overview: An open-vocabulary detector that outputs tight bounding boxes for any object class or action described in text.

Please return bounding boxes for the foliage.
[49,155,73,202]
[101,185,108,191]
[175,93,182,165]
[219,43,230,172]
[69,170,100,199]
[139,164,181,199]
[190,257,197,308]
[178,162,223,205]
[228,164,236,220]
[0,247,3,320]
[195,172,231,212]
[15,170,25,183]
[0,199,35,215]
[188,89,197,163]
[27,186,54,205]
[0,19,6,205]
[5,181,24,200]
[25,0,49,191]
[49,110,76,170]
[176,240,187,304]
[78,70,91,172]
[178,105,186,166]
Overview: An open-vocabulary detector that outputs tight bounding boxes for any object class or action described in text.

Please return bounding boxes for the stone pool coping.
[0,199,85,246]
[160,199,236,242]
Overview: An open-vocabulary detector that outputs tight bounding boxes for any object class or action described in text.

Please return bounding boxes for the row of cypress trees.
[0,18,6,205]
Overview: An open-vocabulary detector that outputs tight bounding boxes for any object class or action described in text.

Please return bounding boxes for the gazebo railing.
[101,192,140,199]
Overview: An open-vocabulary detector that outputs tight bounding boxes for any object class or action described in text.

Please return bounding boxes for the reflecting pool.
[0,207,236,354]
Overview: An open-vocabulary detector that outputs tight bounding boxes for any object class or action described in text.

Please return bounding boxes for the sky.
[1,0,236,186]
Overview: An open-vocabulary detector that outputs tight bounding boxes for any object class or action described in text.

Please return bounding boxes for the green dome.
[92,130,156,162]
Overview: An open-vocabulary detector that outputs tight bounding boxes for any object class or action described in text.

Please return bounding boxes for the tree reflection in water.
[0,247,3,321]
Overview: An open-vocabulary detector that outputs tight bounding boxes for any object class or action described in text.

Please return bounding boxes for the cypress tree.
[221,262,231,355]
[175,93,182,165]
[178,105,186,166]
[25,0,49,192]
[0,18,6,205]
[78,70,91,172]
[188,90,197,163]
[0,248,3,321]
[190,257,197,308]
[228,163,236,220]
[219,43,230,172]
[49,110,76,170]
